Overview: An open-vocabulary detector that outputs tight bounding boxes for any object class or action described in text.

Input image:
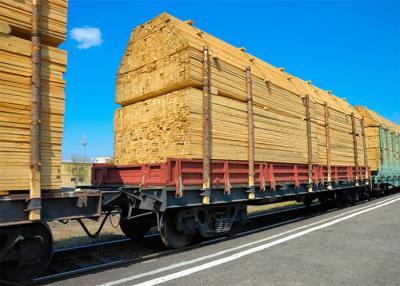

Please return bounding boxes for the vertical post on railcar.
[201,45,211,204]
[398,132,400,168]
[304,95,313,192]
[351,113,359,186]
[379,127,386,168]
[29,0,42,220]
[392,131,396,165]
[391,131,396,184]
[324,102,332,190]
[246,66,255,199]
[397,132,400,184]
[361,118,370,185]
[386,128,391,176]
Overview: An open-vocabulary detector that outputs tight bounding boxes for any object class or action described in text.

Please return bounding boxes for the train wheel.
[228,222,242,237]
[351,189,360,204]
[160,211,193,249]
[120,219,152,242]
[0,222,53,285]
[334,191,344,208]
[303,195,313,207]
[317,193,330,205]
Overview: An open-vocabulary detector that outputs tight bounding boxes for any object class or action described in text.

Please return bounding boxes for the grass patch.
[49,214,125,249]
[247,200,301,215]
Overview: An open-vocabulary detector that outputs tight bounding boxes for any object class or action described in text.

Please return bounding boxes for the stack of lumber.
[114,13,366,170]
[0,0,67,192]
[0,0,67,45]
[355,106,400,171]
[355,106,400,131]
[115,88,315,164]
[116,13,354,112]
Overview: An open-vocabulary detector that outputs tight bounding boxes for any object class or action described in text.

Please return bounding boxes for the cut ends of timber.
[0,0,68,45]
[0,21,11,34]
[354,106,400,132]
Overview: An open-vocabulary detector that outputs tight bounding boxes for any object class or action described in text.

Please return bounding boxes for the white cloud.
[70,26,103,49]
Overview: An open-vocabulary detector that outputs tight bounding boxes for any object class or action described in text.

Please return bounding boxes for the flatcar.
[93,13,400,249]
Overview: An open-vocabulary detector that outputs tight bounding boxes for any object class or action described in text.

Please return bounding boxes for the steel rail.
[33,203,329,284]
[36,193,395,285]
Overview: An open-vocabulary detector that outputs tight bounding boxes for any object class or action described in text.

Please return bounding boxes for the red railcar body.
[92,158,371,196]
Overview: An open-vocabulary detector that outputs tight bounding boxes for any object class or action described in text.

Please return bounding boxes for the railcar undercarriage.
[0,178,397,284]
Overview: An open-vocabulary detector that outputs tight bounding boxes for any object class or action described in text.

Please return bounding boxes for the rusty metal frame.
[246,66,255,199]
[0,190,102,227]
[92,159,369,196]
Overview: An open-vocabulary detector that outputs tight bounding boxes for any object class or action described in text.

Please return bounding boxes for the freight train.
[0,6,399,285]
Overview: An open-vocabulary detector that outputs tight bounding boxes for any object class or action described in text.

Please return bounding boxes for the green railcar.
[374,127,400,186]
[356,106,400,188]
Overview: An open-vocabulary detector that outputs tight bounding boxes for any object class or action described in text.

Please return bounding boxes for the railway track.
[33,202,332,285]
[31,189,400,286]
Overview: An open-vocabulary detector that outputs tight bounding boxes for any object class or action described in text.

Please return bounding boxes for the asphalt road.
[47,193,400,286]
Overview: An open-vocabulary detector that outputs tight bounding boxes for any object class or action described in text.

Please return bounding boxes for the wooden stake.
[304,95,313,192]
[29,0,42,220]
[202,45,211,204]
[246,66,255,199]
[397,133,400,168]
[392,131,396,169]
[351,113,359,185]
[379,127,386,167]
[324,102,332,189]
[386,128,391,167]
[360,119,369,181]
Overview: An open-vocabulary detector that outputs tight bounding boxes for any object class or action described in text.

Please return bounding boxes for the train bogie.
[0,222,52,285]
[0,189,102,284]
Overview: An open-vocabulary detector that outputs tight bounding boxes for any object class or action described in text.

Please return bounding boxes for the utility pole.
[81,135,87,161]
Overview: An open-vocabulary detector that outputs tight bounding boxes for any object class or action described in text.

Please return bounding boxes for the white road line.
[132,196,400,286]
[98,195,399,286]
[141,259,158,264]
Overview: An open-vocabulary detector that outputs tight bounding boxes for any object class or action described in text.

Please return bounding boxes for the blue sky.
[61,0,400,160]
